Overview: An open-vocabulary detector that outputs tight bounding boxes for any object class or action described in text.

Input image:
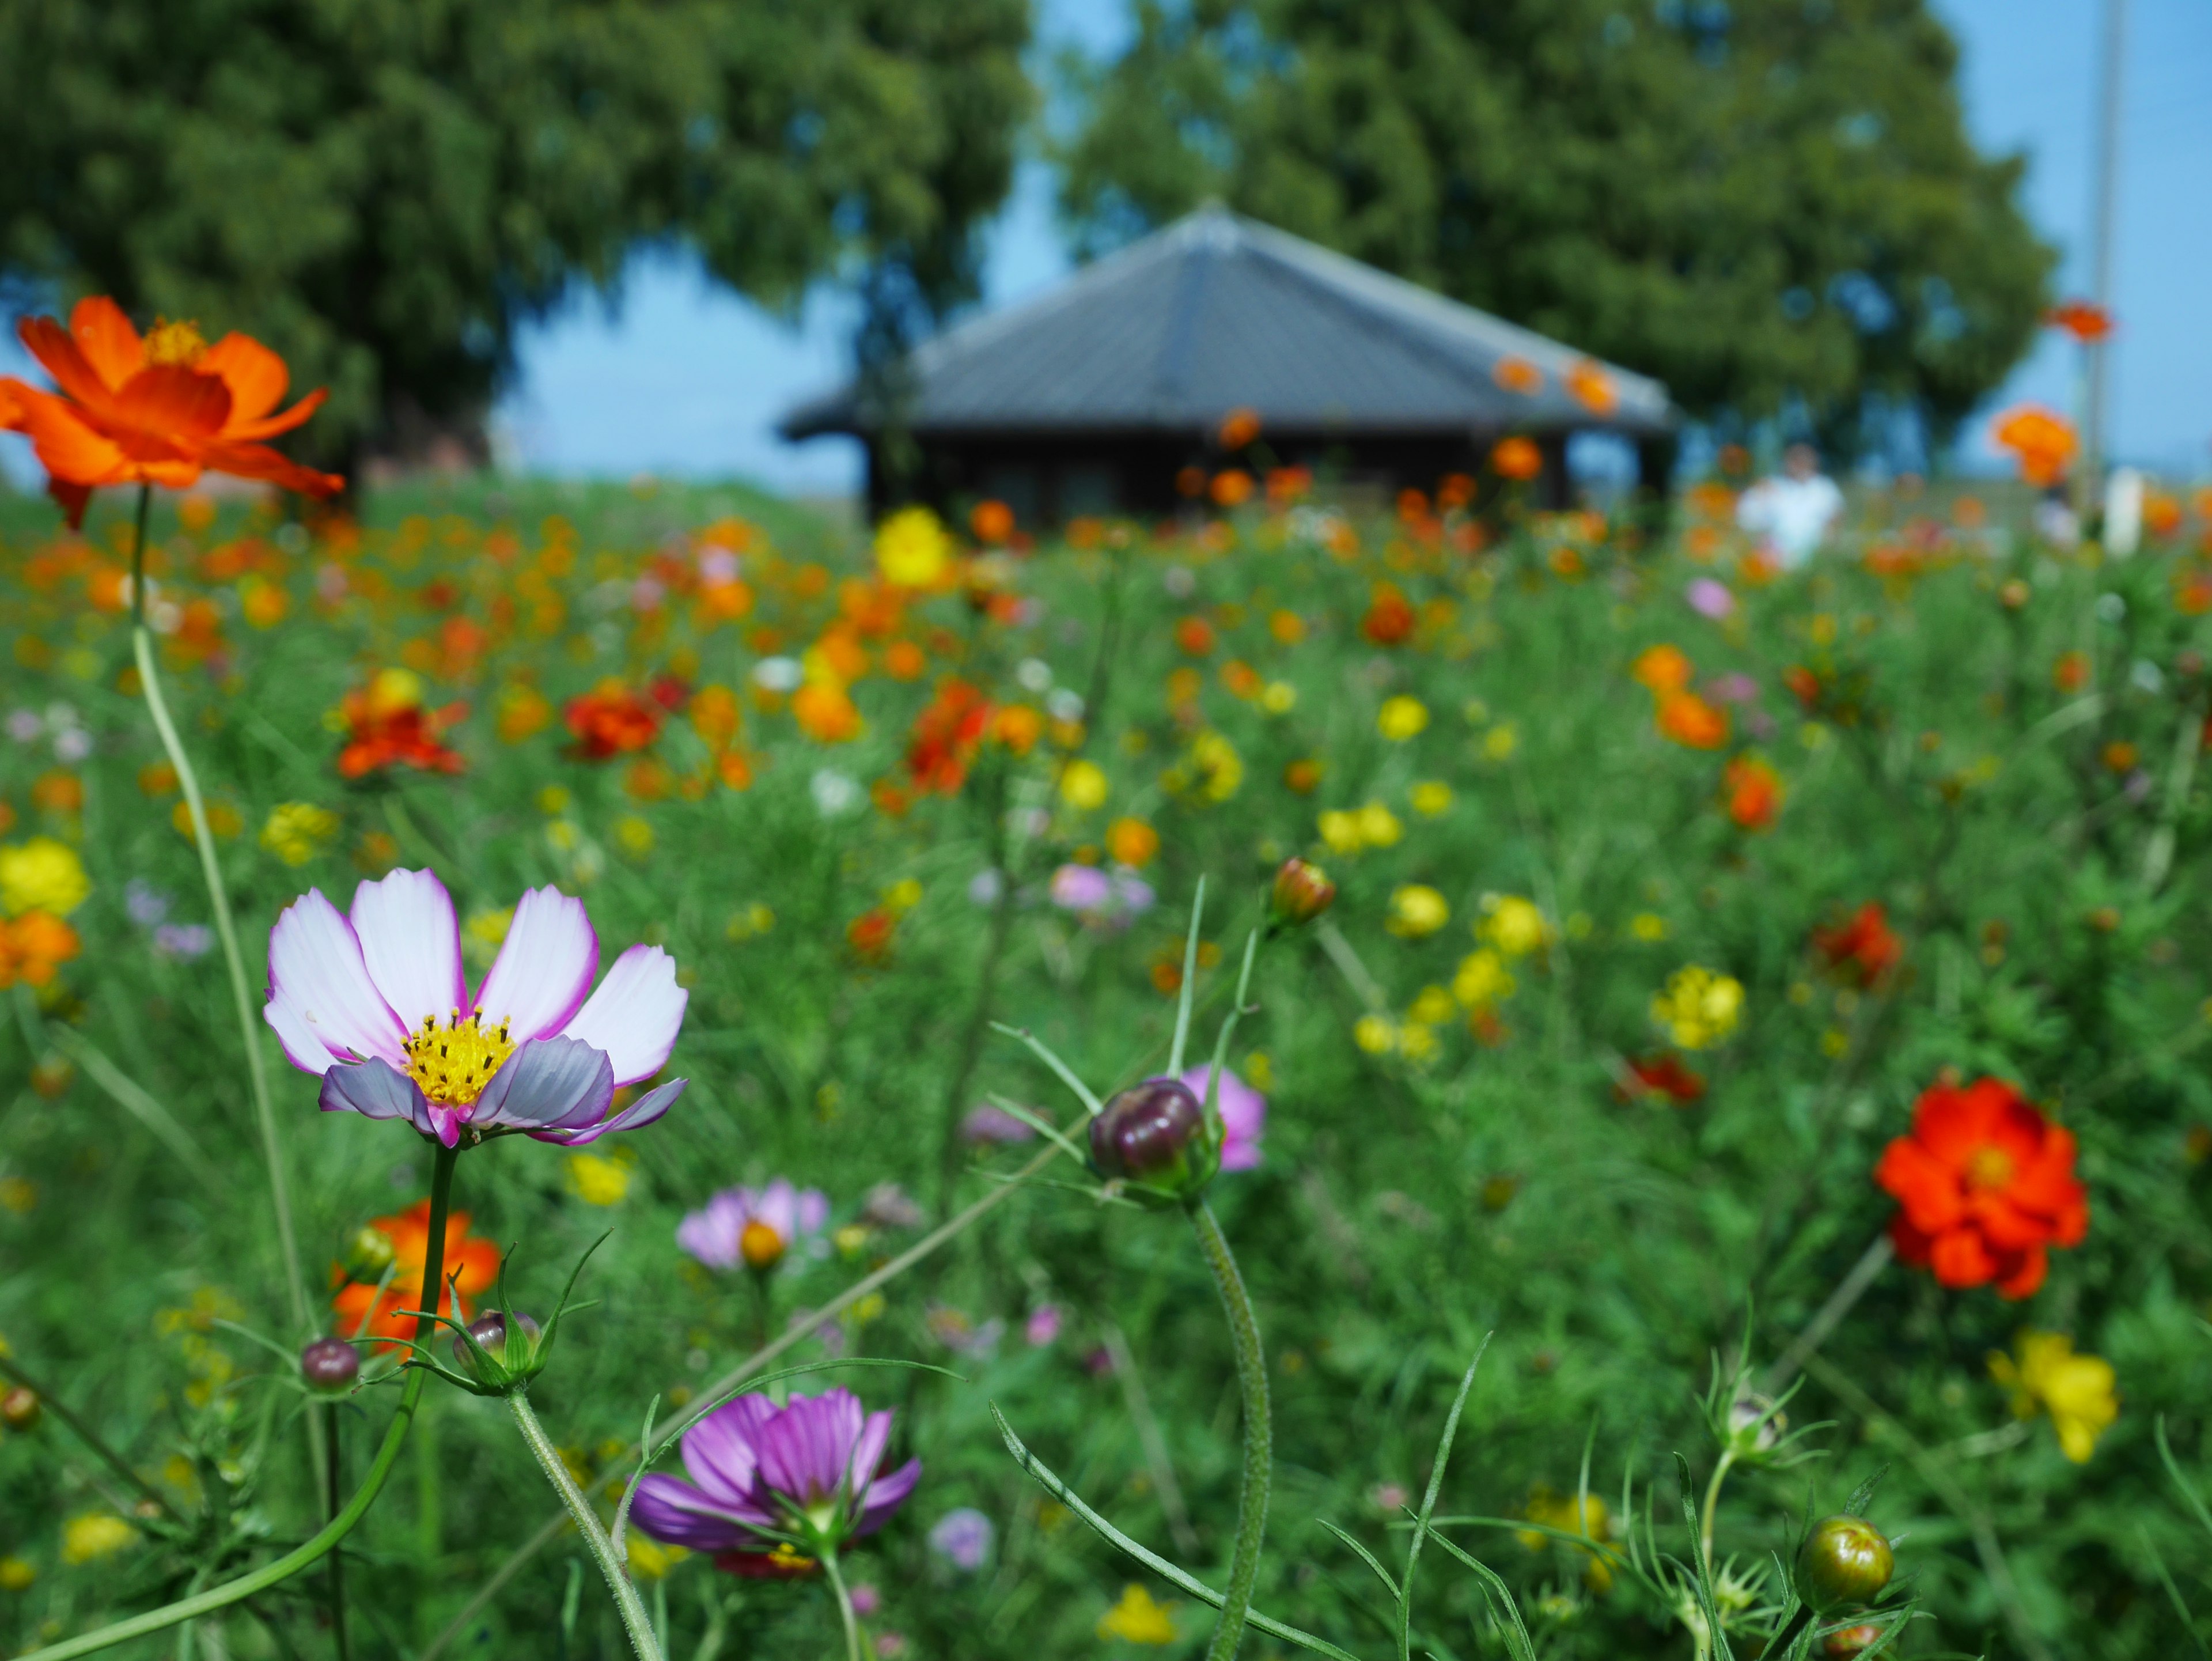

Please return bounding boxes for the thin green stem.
[507,1390,663,1661]
[130,610,306,1344]
[823,1553,864,1661]
[325,1403,351,1661]
[14,1142,457,1661]
[1189,1200,1271,1661]
[1698,1449,1734,1575]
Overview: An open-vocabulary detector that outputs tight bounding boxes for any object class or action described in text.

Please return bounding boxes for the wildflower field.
[5,394,2212,1660]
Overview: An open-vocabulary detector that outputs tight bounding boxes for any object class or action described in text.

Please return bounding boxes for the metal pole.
[2081,0,2127,517]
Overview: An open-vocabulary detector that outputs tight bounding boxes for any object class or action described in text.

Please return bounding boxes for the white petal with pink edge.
[558,944,687,1085]
[266,888,408,1069]
[473,886,598,1040]
[350,868,467,1028]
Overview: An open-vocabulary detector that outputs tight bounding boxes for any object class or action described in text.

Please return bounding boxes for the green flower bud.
[342,1225,397,1282]
[0,1386,40,1433]
[1270,857,1336,929]
[1795,1515,1893,1613]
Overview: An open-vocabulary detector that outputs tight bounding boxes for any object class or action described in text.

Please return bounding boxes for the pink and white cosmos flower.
[263,868,687,1149]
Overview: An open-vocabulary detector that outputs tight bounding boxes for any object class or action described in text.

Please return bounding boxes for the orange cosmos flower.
[969,498,1016,545]
[1210,469,1255,508]
[331,1198,502,1349]
[1813,902,1902,987]
[1362,582,1415,646]
[847,907,897,964]
[0,912,81,990]
[1492,357,1544,395]
[336,671,467,780]
[1,298,342,527]
[1176,616,1215,656]
[1656,692,1729,750]
[1218,407,1262,450]
[793,681,862,744]
[1631,644,1694,695]
[1565,358,1618,417]
[1491,436,1542,481]
[1722,755,1782,831]
[1992,405,2078,488]
[563,679,668,760]
[1875,1077,2088,1298]
[2044,300,2113,342]
[906,678,994,794]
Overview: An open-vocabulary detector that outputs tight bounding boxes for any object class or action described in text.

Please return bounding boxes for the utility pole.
[2081,0,2128,519]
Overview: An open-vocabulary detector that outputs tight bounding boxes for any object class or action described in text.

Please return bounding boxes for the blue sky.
[498,0,2212,493]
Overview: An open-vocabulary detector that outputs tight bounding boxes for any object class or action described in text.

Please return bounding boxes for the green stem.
[128,563,307,1346]
[1189,1200,1271,1661]
[823,1553,864,1661]
[13,1142,457,1661]
[507,1390,663,1661]
[1698,1449,1734,1576]
[325,1403,351,1661]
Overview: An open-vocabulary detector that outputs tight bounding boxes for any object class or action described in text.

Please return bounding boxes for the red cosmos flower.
[1782,664,1822,711]
[564,679,665,760]
[1814,902,1902,987]
[1875,1078,2088,1299]
[336,672,466,780]
[906,678,994,794]
[1362,582,1415,646]
[2044,300,2114,343]
[1723,755,1783,832]
[1618,1053,1706,1105]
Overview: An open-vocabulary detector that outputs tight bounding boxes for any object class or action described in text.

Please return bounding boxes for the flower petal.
[351,869,467,1030]
[196,332,289,425]
[627,1475,757,1552]
[530,1077,685,1146]
[319,1058,427,1122]
[468,1037,614,1133]
[854,1458,922,1535]
[474,886,598,1041]
[264,991,341,1074]
[67,298,144,392]
[557,944,688,1085]
[267,888,408,1068]
[681,1395,783,1517]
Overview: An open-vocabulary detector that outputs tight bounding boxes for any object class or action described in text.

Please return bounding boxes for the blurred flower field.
[3,442,2212,1659]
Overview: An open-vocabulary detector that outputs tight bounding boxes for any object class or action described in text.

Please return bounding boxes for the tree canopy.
[0,0,1032,472]
[1057,0,2054,457]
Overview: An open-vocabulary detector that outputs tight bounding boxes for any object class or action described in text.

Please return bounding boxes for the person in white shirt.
[1736,442,1845,569]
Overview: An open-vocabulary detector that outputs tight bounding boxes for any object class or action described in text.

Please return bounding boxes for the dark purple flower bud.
[1090,1079,1207,1192]
[454,1311,540,1377]
[300,1338,360,1395]
[1795,1515,1893,1613]
[1,1386,41,1432]
[1270,857,1336,928]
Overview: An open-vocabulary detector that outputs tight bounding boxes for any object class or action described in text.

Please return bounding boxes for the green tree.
[1058,0,2053,457]
[0,0,1031,476]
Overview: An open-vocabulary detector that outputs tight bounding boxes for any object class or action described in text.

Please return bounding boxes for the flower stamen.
[144,318,209,368]
[402,1008,515,1106]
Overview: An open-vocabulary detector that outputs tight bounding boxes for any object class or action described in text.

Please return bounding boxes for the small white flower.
[1016,657,1054,693]
[752,656,804,693]
[810,769,862,817]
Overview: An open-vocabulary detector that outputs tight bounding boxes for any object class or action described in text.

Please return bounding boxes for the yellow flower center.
[740,1219,786,1270]
[144,319,209,368]
[402,1009,515,1106]
[1965,1145,2015,1191]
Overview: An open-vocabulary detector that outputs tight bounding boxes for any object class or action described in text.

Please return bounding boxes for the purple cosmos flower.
[1049,864,1156,928]
[263,869,687,1150]
[677,1179,828,1271]
[126,880,171,926]
[1024,1304,1063,1347]
[154,923,214,960]
[628,1387,920,1573]
[927,1508,995,1572]
[1177,1062,1267,1172]
[1687,578,1737,620]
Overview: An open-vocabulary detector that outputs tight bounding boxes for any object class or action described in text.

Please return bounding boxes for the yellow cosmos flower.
[1410,780,1453,817]
[61,1514,137,1565]
[875,506,952,588]
[1163,730,1243,803]
[1060,759,1109,811]
[1319,809,1363,855]
[1353,1013,1399,1054]
[0,837,90,917]
[1483,723,1519,760]
[0,1556,35,1591]
[614,815,656,858]
[1518,1486,1613,1591]
[259,802,340,867]
[566,1153,632,1206]
[1377,695,1430,740]
[1479,895,1548,958]
[1387,884,1450,938]
[1409,984,1457,1024]
[1260,680,1297,713]
[1097,1583,1178,1644]
[1630,912,1669,941]
[1453,949,1516,1009]
[1651,964,1743,1050]
[1989,1331,2118,1462]
[1356,801,1403,847]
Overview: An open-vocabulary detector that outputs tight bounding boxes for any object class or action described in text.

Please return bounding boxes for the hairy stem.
[127,518,306,1349]
[1190,1200,1271,1661]
[823,1553,864,1661]
[507,1390,662,1661]
[14,1142,457,1661]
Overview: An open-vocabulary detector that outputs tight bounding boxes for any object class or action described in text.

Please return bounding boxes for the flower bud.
[300,1338,360,1395]
[454,1310,539,1378]
[740,1219,786,1270]
[342,1225,397,1282]
[1090,1079,1209,1192]
[0,1386,40,1432]
[1726,1391,1786,1455]
[1271,857,1336,928]
[1795,1515,1893,1613]
[1821,1625,1887,1658]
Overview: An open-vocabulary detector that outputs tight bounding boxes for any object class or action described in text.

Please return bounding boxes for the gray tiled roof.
[781,206,1673,441]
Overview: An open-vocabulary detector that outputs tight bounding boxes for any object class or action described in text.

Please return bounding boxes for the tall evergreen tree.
[1058,0,2053,457]
[0,0,1032,473]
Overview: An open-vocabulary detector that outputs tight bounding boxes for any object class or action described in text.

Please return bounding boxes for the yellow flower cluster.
[61,1513,137,1566]
[1059,758,1109,810]
[1318,801,1403,854]
[1097,1583,1177,1644]
[1377,695,1430,740]
[1163,730,1243,803]
[1453,948,1516,1009]
[874,505,952,588]
[259,801,340,867]
[1478,894,1548,958]
[1650,964,1744,1049]
[1387,884,1449,937]
[0,837,89,917]
[1989,1331,2118,1462]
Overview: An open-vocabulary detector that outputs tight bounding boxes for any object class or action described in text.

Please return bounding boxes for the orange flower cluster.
[0,298,342,525]
[1813,902,1902,986]
[2044,300,2113,343]
[1618,1053,1706,1106]
[0,912,79,990]
[565,678,680,760]
[1722,754,1782,831]
[1633,644,1729,750]
[1875,1078,2087,1299]
[1490,436,1542,482]
[906,678,995,794]
[331,1198,501,1349]
[690,684,753,790]
[336,674,467,780]
[1992,406,2078,489]
[1362,582,1415,646]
